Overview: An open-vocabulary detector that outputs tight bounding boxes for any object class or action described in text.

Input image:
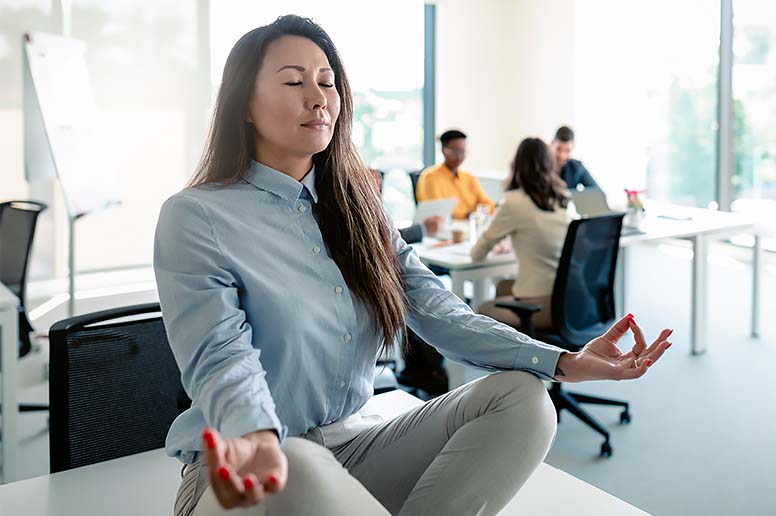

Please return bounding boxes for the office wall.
[434,0,575,175]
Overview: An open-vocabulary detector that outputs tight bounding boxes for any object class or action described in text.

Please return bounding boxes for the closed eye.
[319,83,334,88]
[284,81,302,86]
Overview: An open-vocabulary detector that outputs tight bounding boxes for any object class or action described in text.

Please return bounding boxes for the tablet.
[413,198,458,225]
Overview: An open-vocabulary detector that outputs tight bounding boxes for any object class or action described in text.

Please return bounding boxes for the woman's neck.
[255,149,313,182]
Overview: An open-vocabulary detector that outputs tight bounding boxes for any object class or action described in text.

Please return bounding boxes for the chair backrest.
[408,170,422,204]
[0,200,47,303]
[550,213,625,348]
[49,302,190,473]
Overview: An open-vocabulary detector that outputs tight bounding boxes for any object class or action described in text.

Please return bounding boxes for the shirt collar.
[244,160,318,203]
[441,163,459,178]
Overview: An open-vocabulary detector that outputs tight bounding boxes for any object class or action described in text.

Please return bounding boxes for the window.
[69,0,201,270]
[732,1,776,204]
[573,0,720,208]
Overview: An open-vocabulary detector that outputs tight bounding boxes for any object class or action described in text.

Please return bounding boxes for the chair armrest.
[494,299,544,337]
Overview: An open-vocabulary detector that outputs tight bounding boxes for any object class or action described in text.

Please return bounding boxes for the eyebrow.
[275,65,333,73]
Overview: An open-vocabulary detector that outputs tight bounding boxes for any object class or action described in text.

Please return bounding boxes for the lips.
[301,119,328,128]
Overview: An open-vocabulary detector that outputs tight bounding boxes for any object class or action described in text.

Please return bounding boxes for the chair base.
[548,383,630,457]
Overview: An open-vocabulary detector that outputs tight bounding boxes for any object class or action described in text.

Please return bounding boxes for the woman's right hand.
[202,428,288,509]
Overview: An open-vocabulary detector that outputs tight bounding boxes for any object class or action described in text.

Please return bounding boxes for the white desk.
[413,205,758,368]
[0,282,19,484]
[0,390,648,515]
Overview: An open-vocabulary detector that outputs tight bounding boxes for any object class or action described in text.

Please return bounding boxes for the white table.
[413,205,759,361]
[0,282,20,484]
[0,390,648,515]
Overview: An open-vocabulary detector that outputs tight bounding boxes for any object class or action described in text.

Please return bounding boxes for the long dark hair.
[506,137,570,211]
[188,15,406,349]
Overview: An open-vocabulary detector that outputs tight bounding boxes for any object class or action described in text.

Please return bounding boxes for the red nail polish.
[243,477,255,490]
[268,475,278,485]
[646,359,654,367]
[218,467,230,480]
[627,313,635,320]
[666,342,672,349]
[203,431,216,450]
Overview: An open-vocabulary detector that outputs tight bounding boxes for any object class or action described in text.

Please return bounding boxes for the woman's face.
[248,35,341,163]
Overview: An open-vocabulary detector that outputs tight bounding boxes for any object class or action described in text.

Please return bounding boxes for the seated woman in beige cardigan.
[471,137,574,330]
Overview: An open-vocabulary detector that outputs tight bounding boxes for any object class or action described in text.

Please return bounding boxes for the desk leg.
[1,308,19,483]
[691,235,709,355]
[752,234,762,338]
[471,279,490,310]
[615,246,628,317]
[450,271,465,302]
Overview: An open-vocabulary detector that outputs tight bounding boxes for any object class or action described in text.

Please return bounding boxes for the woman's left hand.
[554,314,672,382]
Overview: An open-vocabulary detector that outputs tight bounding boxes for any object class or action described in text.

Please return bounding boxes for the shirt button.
[313,245,321,254]
[334,286,343,294]
[531,356,540,365]
[339,381,346,388]
[298,204,307,213]
[343,333,352,342]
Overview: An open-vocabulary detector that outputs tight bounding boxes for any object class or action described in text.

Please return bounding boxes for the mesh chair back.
[0,200,47,355]
[49,303,190,473]
[0,200,46,301]
[408,171,422,204]
[550,213,625,348]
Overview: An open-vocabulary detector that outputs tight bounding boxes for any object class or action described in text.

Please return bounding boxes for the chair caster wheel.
[600,441,613,457]
[619,411,631,424]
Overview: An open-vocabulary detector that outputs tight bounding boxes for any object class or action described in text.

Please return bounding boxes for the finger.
[653,328,673,347]
[202,428,223,469]
[639,330,673,358]
[640,339,672,364]
[241,474,266,507]
[601,314,633,343]
[202,430,245,508]
[212,465,246,508]
[263,473,284,494]
[627,317,648,356]
[620,358,654,380]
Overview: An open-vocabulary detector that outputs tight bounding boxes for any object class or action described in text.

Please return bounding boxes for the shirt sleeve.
[471,176,496,212]
[399,223,425,245]
[415,172,431,202]
[395,227,563,380]
[470,198,518,262]
[577,162,599,189]
[154,194,286,441]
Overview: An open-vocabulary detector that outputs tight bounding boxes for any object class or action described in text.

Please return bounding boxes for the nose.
[304,84,327,112]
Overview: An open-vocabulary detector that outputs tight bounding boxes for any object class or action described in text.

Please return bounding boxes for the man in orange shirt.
[416,129,496,219]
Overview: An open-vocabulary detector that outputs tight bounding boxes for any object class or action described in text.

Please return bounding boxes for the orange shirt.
[415,163,496,220]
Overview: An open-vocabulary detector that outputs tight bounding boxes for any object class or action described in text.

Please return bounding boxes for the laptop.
[571,188,644,236]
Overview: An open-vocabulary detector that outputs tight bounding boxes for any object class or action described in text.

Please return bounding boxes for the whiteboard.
[23,32,121,217]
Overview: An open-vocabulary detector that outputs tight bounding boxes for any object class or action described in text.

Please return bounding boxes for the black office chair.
[408,170,422,205]
[495,213,628,457]
[48,303,190,472]
[0,200,49,413]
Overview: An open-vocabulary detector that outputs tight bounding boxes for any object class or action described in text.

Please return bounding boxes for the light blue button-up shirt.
[154,160,563,463]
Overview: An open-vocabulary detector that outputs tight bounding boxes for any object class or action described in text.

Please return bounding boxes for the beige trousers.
[174,371,556,516]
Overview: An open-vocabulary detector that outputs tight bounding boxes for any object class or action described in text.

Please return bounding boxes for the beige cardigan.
[470,189,573,298]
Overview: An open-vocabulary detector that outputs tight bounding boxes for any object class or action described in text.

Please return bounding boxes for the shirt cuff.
[515,341,563,381]
[219,403,288,443]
